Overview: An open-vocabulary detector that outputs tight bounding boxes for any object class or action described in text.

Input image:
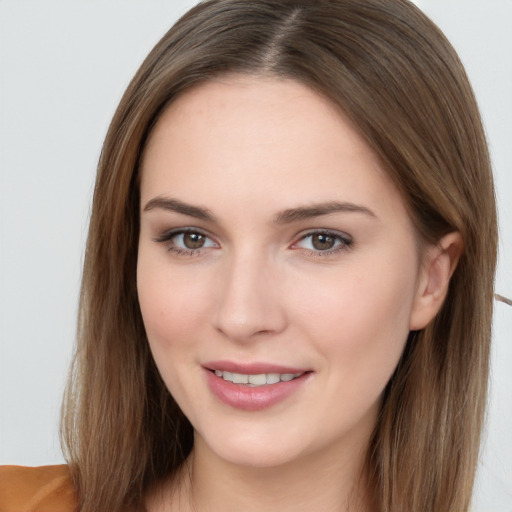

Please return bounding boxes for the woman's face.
[137,76,427,469]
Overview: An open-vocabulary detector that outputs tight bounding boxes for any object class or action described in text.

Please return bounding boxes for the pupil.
[183,232,205,249]
[312,234,334,250]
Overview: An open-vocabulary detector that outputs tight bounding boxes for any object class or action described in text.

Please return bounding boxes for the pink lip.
[204,360,307,375]
[203,361,312,412]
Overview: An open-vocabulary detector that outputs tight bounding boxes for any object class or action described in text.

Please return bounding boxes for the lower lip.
[204,369,310,411]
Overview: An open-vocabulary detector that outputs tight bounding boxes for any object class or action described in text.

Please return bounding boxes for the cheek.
[137,258,211,348]
[136,259,215,408]
[294,255,417,387]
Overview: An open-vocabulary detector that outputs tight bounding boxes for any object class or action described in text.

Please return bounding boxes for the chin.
[194,427,311,469]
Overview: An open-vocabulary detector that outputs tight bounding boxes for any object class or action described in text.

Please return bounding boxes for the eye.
[154,228,218,255]
[174,231,212,250]
[293,230,353,254]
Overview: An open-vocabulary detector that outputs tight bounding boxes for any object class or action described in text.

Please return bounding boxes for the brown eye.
[311,233,336,250]
[183,232,206,249]
[294,230,352,254]
[155,230,218,253]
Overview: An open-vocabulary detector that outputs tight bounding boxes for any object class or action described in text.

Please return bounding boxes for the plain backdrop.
[0,1,511,510]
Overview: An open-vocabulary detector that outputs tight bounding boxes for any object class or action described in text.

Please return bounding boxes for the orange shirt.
[0,465,77,512]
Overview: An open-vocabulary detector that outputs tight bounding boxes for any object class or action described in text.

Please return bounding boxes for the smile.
[204,364,311,411]
[213,370,304,387]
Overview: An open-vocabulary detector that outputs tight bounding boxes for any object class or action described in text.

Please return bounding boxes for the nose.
[212,250,288,342]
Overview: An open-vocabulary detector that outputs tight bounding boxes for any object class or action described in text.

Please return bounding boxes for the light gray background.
[0,1,510,510]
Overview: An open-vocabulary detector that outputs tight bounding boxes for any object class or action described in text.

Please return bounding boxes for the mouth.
[203,362,312,411]
[211,369,305,387]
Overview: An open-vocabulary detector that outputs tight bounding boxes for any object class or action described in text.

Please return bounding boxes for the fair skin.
[137,76,461,512]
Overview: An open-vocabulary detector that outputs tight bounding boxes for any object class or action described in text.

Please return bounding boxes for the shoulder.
[0,464,77,512]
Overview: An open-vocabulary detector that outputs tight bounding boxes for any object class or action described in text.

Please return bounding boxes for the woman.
[0,0,498,511]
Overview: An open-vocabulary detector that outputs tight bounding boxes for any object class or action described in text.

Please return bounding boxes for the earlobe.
[409,231,463,331]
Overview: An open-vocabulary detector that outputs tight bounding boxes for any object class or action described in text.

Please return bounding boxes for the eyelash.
[153,228,353,258]
[153,228,218,257]
[293,230,353,257]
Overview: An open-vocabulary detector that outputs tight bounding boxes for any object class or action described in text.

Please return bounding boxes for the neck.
[159,433,374,512]
[147,415,377,512]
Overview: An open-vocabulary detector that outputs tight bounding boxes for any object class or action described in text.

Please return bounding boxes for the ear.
[409,231,463,331]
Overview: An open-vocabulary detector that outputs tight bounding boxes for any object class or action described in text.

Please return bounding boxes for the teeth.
[266,373,280,384]
[232,373,248,384]
[248,374,266,386]
[214,370,303,386]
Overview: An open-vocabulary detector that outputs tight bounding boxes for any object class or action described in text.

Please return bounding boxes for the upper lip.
[204,360,310,374]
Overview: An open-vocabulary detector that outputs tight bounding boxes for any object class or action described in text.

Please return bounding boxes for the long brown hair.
[60,1,498,510]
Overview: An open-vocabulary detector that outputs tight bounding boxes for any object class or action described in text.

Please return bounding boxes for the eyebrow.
[273,201,377,224]
[143,197,216,221]
[143,197,376,224]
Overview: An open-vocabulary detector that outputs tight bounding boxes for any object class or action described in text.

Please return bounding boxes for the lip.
[204,360,308,375]
[203,361,312,411]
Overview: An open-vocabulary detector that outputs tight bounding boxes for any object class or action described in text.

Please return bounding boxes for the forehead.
[143,75,370,167]
[140,76,405,222]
